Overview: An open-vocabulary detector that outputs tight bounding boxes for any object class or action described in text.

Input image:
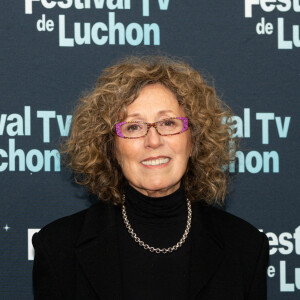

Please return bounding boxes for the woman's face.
[115,83,192,197]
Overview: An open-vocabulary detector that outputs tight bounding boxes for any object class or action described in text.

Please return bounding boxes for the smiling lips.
[141,156,171,167]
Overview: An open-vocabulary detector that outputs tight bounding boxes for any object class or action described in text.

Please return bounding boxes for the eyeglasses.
[115,117,189,139]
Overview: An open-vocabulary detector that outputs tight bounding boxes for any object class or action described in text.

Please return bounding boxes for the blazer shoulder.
[195,201,267,246]
[213,205,262,234]
[33,201,108,250]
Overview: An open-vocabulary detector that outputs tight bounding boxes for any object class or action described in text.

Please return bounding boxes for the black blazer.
[32,200,269,300]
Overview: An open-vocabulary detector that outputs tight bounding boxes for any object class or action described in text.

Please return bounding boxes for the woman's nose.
[144,127,163,148]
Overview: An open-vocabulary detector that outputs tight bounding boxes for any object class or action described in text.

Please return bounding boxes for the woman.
[32,56,269,300]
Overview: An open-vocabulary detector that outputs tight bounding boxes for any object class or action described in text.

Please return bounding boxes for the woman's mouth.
[141,157,171,167]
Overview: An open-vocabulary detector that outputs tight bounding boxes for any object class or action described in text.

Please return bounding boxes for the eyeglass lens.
[121,119,184,138]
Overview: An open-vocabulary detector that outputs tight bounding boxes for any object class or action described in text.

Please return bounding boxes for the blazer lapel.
[75,202,122,300]
[189,202,225,299]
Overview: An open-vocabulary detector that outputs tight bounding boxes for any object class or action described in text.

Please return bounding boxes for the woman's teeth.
[141,158,170,166]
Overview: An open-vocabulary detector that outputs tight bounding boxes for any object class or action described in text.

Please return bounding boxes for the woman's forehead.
[127,109,176,119]
[125,84,183,118]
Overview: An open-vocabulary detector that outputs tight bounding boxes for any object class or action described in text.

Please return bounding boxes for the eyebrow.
[127,110,175,118]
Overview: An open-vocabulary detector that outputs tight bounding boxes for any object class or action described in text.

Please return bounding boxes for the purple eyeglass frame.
[115,117,189,139]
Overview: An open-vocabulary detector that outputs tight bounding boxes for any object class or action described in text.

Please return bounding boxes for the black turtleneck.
[116,183,191,300]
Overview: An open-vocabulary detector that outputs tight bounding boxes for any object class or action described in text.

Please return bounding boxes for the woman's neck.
[124,182,187,224]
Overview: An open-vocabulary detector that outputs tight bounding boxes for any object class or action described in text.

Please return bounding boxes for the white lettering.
[277,0,292,11]
[0,114,7,135]
[294,0,300,11]
[279,232,294,254]
[93,0,105,9]
[126,23,143,46]
[261,0,276,12]
[37,111,56,143]
[280,261,295,292]
[158,0,170,10]
[59,15,75,47]
[28,229,40,260]
[107,0,124,9]
[267,265,276,277]
[57,0,73,9]
[144,23,160,45]
[6,114,24,136]
[142,0,150,16]
[74,23,91,45]
[294,226,300,254]
[9,139,25,171]
[278,18,293,49]
[59,13,160,46]
[293,24,300,47]
[0,149,8,172]
[91,22,108,45]
[109,12,125,44]
[256,112,274,144]
[275,116,290,138]
[25,0,40,14]
[245,0,260,18]
[244,108,251,137]
[56,115,72,136]
[41,0,56,9]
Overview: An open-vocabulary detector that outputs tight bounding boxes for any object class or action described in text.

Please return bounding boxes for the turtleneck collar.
[124,183,187,224]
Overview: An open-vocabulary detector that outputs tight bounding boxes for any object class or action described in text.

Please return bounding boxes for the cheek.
[115,139,128,167]
[115,139,140,167]
[171,134,192,159]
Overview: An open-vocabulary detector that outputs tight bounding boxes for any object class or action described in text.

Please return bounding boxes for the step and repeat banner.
[0,0,299,299]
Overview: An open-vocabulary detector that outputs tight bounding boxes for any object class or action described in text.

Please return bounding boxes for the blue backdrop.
[0,0,299,299]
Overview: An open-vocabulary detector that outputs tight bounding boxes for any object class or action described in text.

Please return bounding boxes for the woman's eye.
[127,124,140,131]
[162,120,175,126]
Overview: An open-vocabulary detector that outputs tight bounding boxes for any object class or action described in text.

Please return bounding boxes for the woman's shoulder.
[33,201,110,249]
[192,201,268,247]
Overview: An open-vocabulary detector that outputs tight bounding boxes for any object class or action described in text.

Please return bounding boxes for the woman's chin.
[136,181,180,197]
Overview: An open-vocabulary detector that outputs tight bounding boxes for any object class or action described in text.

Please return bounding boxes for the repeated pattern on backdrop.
[0,0,299,299]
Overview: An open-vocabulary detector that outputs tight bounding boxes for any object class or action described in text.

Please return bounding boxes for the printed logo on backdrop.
[0,107,69,172]
[245,0,300,49]
[226,108,291,174]
[0,107,291,173]
[24,0,170,47]
[261,226,300,293]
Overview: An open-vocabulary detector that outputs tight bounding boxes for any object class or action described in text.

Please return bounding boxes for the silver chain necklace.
[121,194,192,254]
